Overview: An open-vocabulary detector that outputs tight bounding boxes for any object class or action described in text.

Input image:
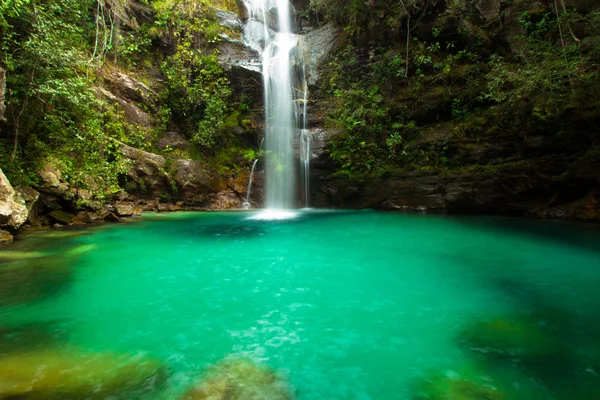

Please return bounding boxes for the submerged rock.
[65,243,98,257]
[0,349,166,399]
[456,315,564,363]
[180,358,293,400]
[0,250,48,261]
[0,229,13,243]
[411,369,506,400]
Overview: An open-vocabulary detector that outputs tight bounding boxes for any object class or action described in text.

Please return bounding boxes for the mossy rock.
[456,315,564,363]
[180,358,293,400]
[411,368,506,400]
[0,349,167,399]
[48,210,75,225]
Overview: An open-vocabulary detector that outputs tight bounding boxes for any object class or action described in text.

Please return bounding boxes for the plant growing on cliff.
[0,0,128,196]
[152,0,233,150]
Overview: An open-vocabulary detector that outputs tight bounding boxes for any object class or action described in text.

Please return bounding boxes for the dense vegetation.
[310,0,600,181]
[0,0,253,200]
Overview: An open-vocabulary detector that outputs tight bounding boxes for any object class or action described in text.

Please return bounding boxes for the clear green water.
[2,210,600,399]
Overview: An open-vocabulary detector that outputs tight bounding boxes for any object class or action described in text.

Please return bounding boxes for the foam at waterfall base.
[249,209,299,221]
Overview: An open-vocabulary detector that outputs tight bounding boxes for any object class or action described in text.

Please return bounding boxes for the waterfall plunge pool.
[1,210,600,399]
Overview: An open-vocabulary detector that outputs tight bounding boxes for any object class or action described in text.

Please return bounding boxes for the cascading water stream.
[242,138,265,209]
[242,0,309,215]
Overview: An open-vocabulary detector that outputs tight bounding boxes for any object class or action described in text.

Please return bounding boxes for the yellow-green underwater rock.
[456,315,563,362]
[0,250,48,261]
[411,368,506,400]
[0,349,166,399]
[65,243,97,257]
[180,358,293,400]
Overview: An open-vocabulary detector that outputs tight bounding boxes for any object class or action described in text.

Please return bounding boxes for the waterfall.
[243,0,309,212]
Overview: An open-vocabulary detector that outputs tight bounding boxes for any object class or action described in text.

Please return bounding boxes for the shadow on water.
[0,320,71,355]
[0,257,75,306]
[453,277,600,399]
[449,215,600,255]
[135,209,372,240]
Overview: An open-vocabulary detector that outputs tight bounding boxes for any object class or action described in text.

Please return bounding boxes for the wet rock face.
[311,159,600,221]
[298,23,342,87]
[0,169,28,232]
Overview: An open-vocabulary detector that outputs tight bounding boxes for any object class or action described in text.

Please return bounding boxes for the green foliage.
[482,9,594,114]
[153,0,233,150]
[0,0,126,197]
[310,0,436,34]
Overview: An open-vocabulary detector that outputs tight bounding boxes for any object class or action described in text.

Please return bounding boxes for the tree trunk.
[0,68,6,122]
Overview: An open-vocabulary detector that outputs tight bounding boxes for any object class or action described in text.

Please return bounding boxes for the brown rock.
[71,212,95,225]
[0,230,13,243]
[170,159,214,196]
[118,142,172,198]
[103,70,156,106]
[96,87,153,127]
[114,202,134,217]
[36,163,73,200]
[104,212,120,222]
[0,168,28,231]
[158,131,189,150]
[48,210,75,225]
[180,358,293,400]
[206,190,242,209]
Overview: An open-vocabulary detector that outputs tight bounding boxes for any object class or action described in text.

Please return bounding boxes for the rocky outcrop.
[216,9,263,102]
[158,131,189,150]
[118,142,171,198]
[0,169,28,232]
[170,159,214,198]
[308,128,341,167]
[312,157,600,221]
[36,163,73,200]
[96,87,154,127]
[103,69,157,107]
[298,23,342,87]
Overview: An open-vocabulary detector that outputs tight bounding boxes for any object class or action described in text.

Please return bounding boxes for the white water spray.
[243,0,309,213]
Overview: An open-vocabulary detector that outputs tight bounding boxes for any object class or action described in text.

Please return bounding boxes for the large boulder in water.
[0,349,166,399]
[180,358,293,400]
[0,168,28,232]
